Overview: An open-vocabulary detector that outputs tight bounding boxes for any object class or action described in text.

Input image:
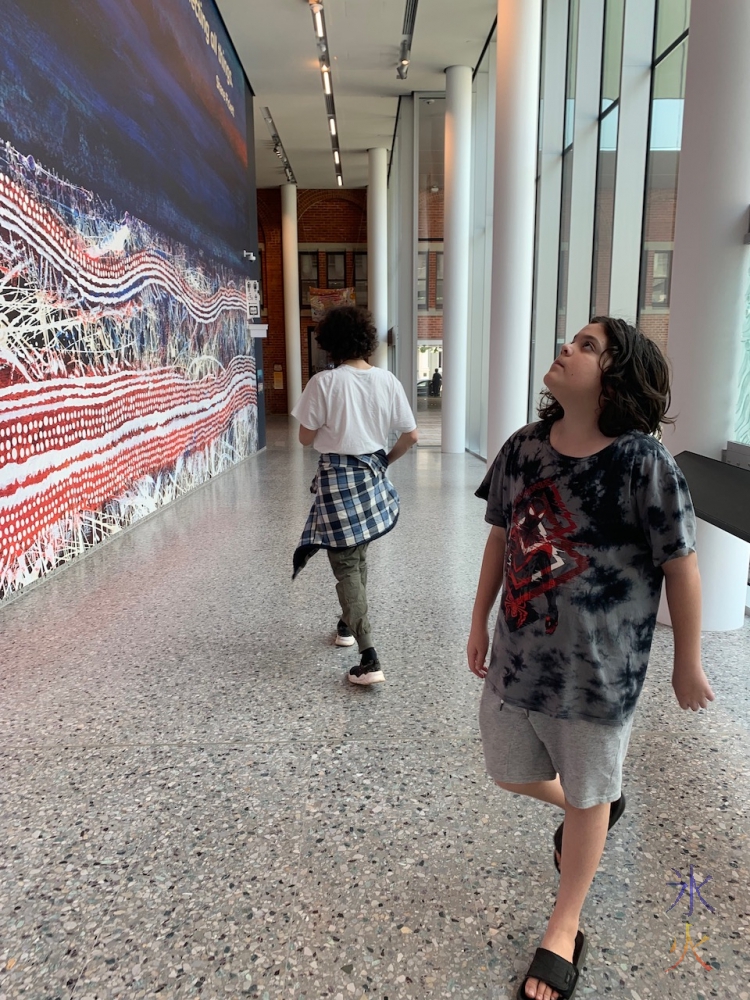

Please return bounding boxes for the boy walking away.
[467,317,715,1000]
[292,306,418,686]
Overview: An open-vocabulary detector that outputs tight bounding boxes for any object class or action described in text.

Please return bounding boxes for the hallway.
[1,419,749,1000]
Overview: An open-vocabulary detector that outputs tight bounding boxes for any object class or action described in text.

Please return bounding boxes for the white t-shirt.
[291,365,417,455]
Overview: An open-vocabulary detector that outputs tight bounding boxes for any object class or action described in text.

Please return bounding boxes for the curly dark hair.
[315,306,379,364]
[538,316,674,437]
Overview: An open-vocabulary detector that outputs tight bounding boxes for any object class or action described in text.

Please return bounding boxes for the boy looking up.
[292,306,418,685]
[468,317,714,1000]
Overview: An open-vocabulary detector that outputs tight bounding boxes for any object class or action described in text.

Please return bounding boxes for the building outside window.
[651,249,672,305]
[299,252,318,307]
[638,13,689,347]
[435,252,444,308]
[354,252,367,305]
[327,252,346,289]
[417,251,429,310]
[642,248,673,308]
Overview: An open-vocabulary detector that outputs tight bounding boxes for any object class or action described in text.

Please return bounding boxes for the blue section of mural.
[0,0,250,271]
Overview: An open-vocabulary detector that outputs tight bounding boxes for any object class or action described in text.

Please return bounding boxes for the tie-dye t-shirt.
[476,421,696,725]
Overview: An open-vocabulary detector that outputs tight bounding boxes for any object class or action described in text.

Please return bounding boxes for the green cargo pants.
[327,543,372,652]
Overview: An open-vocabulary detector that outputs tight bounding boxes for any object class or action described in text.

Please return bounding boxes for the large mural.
[0,0,264,602]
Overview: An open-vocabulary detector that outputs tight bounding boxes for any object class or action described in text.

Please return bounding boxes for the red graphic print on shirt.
[503,480,589,634]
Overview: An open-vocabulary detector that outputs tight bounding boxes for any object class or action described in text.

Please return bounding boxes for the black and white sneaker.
[335,620,356,647]
[347,649,384,685]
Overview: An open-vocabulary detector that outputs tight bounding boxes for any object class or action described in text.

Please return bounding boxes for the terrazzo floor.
[415,399,442,448]
[1,416,748,1000]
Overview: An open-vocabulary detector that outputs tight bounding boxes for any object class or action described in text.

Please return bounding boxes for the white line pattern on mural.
[0,141,260,601]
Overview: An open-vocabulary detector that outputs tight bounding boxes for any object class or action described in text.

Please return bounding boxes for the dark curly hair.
[538,316,674,437]
[315,306,379,364]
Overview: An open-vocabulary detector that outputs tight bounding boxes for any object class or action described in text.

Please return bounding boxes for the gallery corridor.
[1,419,748,1000]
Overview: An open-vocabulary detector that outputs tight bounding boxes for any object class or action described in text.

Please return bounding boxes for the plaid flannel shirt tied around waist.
[292,451,400,578]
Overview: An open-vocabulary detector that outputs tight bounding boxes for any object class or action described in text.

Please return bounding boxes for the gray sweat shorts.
[479,681,635,809]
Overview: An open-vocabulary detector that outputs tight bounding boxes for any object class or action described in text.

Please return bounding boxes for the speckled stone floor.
[416,399,441,447]
[1,415,748,1000]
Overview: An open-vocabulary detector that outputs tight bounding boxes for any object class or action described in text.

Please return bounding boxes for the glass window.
[651,250,672,306]
[601,0,625,111]
[591,105,618,317]
[354,252,367,306]
[655,0,690,60]
[556,149,574,349]
[435,252,444,309]
[641,248,673,308]
[299,252,318,307]
[563,0,580,149]
[258,247,264,310]
[638,36,688,340]
[327,252,346,289]
[417,252,429,310]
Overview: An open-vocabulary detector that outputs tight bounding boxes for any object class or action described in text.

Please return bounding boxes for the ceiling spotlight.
[261,106,297,185]
[311,2,325,39]
[337,175,343,187]
[396,1,419,82]
[397,39,410,80]
[333,150,340,165]
[322,66,331,95]
[329,117,337,136]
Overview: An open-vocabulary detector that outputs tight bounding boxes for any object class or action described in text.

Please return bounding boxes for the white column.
[661,0,750,630]
[442,65,473,454]
[281,183,302,413]
[466,38,496,459]
[486,0,542,463]
[368,147,388,369]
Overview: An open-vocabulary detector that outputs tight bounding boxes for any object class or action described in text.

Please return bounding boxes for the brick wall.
[256,190,285,413]
[418,315,443,340]
[298,190,367,244]
[418,189,444,240]
[638,314,670,354]
[640,186,677,354]
[418,188,444,341]
[258,189,367,414]
[643,188,677,243]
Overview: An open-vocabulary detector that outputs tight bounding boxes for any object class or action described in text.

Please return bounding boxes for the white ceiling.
[215,0,497,189]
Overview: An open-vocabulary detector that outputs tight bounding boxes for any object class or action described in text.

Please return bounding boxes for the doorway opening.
[416,341,442,446]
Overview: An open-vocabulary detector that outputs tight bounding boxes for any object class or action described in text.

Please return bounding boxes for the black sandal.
[517,929,587,1000]
[554,793,626,874]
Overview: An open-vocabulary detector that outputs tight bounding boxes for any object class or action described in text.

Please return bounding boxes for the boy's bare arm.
[298,424,317,446]
[662,551,715,710]
[467,526,507,679]
[386,429,419,464]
